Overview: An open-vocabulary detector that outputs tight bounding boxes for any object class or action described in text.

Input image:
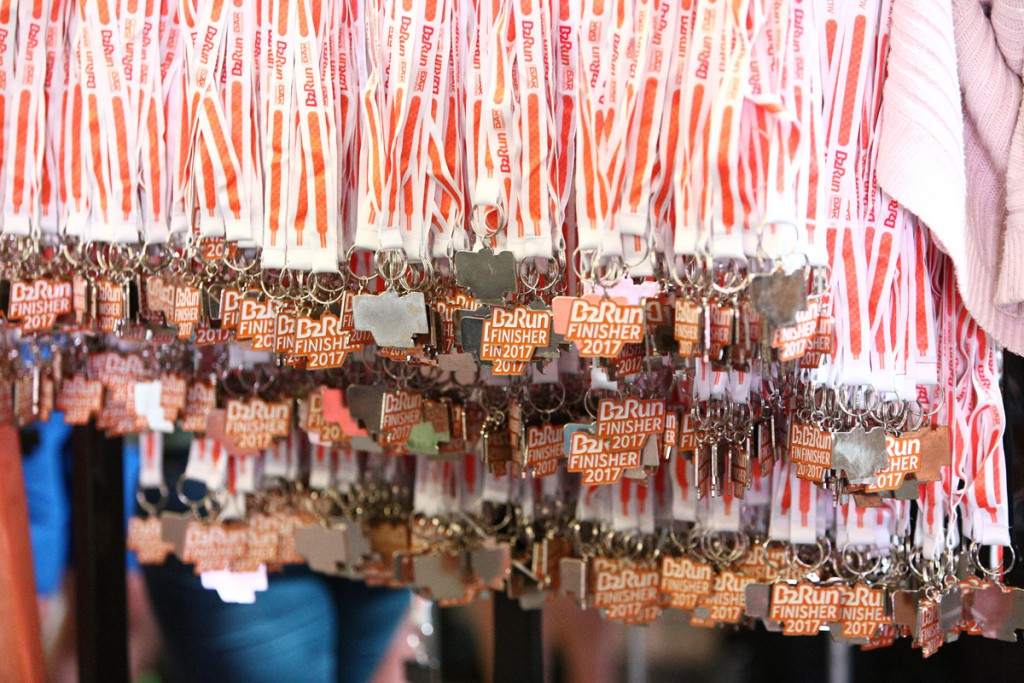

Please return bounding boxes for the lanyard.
[820,0,877,386]
[673,0,725,257]
[354,0,431,262]
[704,0,754,262]
[0,0,19,229]
[286,0,340,271]
[220,0,256,246]
[61,10,88,237]
[425,0,463,260]
[509,0,555,261]
[261,0,297,268]
[333,0,362,257]
[572,0,610,257]
[650,1,692,262]
[185,0,242,241]
[615,0,677,276]
[138,0,169,244]
[163,0,188,237]
[963,322,1009,546]
[465,0,514,253]
[40,0,68,237]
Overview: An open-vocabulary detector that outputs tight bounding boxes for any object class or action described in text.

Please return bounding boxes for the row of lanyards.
[0,0,176,245]
[182,0,232,243]
[663,0,816,263]
[935,251,1009,553]
[574,0,657,265]
[1,0,55,239]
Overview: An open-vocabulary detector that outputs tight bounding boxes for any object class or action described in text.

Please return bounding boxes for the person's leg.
[144,559,338,683]
[327,578,411,683]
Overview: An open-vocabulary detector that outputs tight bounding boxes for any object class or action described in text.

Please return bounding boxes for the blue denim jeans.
[143,559,411,683]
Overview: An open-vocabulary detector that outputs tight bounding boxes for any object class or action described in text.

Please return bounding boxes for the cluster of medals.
[0,240,1013,657]
[0,0,1017,659]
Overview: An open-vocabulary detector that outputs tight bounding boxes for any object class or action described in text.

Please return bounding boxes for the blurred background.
[19,352,1024,683]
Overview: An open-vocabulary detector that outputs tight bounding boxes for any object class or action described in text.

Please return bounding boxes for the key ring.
[786,537,832,575]
[136,485,170,516]
[175,474,211,515]
[835,543,883,580]
[970,542,1017,584]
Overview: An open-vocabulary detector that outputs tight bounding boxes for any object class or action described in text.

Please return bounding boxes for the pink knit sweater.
[879,0,1024,355]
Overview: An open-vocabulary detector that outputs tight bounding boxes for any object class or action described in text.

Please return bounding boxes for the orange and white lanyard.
[547,0,577,262]
[615,0,677,276]
[220,0,257,246]
[90,0,143,243]
[916,480,947,560]
[673,0,725,257]
[799,0,827,266]
[261,0,296,267]
[284,0,339,271]
[139,430,166,489]
[333,0,361,257]
[758,0,815,263]
[0,0,19,227]
[937,253,967,551]
[648,0,692,261]
[40,0,68,237]
[963,320,1009,547]
[820,0,876,386]
[162,0,188,237]
[576,0,652,263]
[122,0,148,242]
[61,9,89,237]
[248,0,266,248]
[75,1,117,242]
[858,0,913,396]
[354,0,426,260]
[703,0,755,262]
[399,0,450,263]
[426,0,465,261]
[908,221,938,388]
[466,0,514,253]
[183,0,243,241]
[570,0,607,257]
[309,443,334,489]
[2,0,52,237]
[508,0,555,260]
[138,0,170,244]
[768,459,823,545]
[138,432,165,491]
[388,0,432,262]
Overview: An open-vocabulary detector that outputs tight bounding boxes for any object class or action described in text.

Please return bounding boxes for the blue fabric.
[20,413,73,596]
[122,439,141,571]
[22,416,143,594]
[143,560,411,683]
